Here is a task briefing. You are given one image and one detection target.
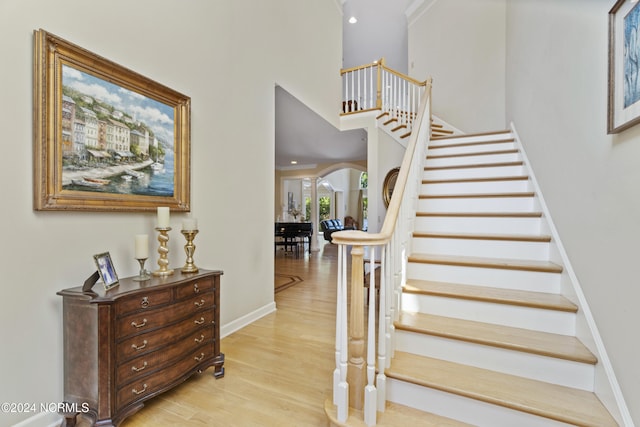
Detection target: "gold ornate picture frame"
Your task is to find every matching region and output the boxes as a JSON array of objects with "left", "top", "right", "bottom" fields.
[
  {"left": 33, "top": 29, "right": 191, "bottom": 211},
  {"left": 382, "top": 167, "right": 399, "bottom": 208}
]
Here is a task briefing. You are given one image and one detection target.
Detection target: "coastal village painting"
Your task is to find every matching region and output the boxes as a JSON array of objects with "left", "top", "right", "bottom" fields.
[{"left": 61, "top": 64, "right": 175, "bottom": 197}]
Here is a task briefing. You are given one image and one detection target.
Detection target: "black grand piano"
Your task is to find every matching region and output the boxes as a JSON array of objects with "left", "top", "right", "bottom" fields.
[{"left": 275, "top": 222, "right": 313, "bottom": 258}]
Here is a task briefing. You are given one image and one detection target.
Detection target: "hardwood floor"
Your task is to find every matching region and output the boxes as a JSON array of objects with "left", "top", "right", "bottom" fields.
[{"left": 117, "top": 241, "right": 339, "bottom": 427}]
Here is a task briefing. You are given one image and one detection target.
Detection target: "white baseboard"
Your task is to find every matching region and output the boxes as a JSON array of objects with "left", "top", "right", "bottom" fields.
[
  {"left": 11, "top": 412, "right": 62, "bottom": 427},
  {"left": 220, "top": 301, "right": 277, "bottom": 338}
]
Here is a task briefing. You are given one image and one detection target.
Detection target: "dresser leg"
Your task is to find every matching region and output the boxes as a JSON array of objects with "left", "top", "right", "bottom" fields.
[
  {"left": 213, "top": 352, "right": 225, "bottom": 378},
  {"left": 61, "top": 413, "right": 78, "bottom": 427}
]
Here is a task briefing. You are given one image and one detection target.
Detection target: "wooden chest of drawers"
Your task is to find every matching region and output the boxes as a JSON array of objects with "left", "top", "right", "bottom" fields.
[{"left": 57, "top": 270, "right": 224, "bottom": 427}]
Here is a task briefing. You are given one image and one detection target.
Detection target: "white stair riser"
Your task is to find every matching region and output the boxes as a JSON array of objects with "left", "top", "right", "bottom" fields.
[
  {"left": 401, "top": 292, "right": 576, "bottom": 335},
  {"left": 406, "top": 263, "right": 561, "bottom": 293},
  {"left": 411, "top": 236, "right": 550, "bottom": 261},
  {"left": 423, "top": 165, "right": 525, "bottom": 180},
  {"left": 421, "top": 179, "right": 531, "bottom": 195},
  {"left": 393, "top": 332, "right": 594, "bottom": 391},
  {"left": 414, "top": 216, "right": 542, "bottom": 235},
  {"left": 418, "top": 196, "right": 536, "bottom": 213},
  {"left": 425, "top": 152, "right": 521, "bottom": 168},
  {"left": 430, "top": 133, "right": 514, "bottom": 146},
  {"left": 386, "top": 379, "right": 575, "bottom": 427},
  {"left": 427, "top": 141, "right": 516, "bottom": 156}
]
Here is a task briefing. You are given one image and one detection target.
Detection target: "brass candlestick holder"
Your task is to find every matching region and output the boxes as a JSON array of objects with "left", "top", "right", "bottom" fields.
[
  {"left": 181, "top": 229, "right": 199, "bottom": 273},
  {"left": 133, "top": 258, "right": 151, "bottom": 281},
  {"left": 152, "top": 227, "right": 174, "bottom": 276}
]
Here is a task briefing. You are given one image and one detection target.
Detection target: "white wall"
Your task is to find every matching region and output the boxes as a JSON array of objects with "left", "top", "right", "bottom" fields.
[
  {"left": 407, "top": 0, "right": 507, "bottom": 132},
  {"left": 505, "top": 0, "right": 639, "bottom": 424},
  {"left": 0, "top": 0, "right": 342, "bottom": 425},
  {"left": 342, "top": 0, "right": 414, "bottom": 72}
]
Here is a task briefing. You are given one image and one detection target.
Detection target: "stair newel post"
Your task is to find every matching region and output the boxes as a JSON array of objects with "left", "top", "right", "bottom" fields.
[
  {"left": 348, "top": 244, "right": 366, "bottom": 410},
  {"left": 376, "top": 58, "right": 384, "bottom": 110}
]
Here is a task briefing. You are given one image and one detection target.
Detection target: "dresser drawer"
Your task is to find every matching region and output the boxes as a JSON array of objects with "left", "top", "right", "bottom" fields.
[
  {"left": 116, "top": 327, "right": 214, "bottom": 385},
  {"left": 116, "top": 344, "right": 214, "bottom": 410},
  {"left": 116, "top": 309, "right": 215, "bottom": 362},
  {"left": 116, "top": 291, "right": 214, "bottom": 339},
  {"left": 175, "top": 278, "right": 214, "bottom": 300},
  {"left": 115, "top": 288, "right": 172, "bottom": 317}
]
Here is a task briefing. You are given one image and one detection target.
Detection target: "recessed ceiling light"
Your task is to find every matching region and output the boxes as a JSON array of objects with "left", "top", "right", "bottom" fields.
[
  {"left": 348, "top": 16, "right": 357, "bottom": 24},
  {"left": 290, "top": 160, "right": 298, "bottom": 165}
]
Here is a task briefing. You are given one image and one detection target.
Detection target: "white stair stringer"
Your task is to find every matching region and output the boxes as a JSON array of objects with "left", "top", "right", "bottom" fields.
[{"left": 384, "top": 129, "right": 625, "bottom": 427}]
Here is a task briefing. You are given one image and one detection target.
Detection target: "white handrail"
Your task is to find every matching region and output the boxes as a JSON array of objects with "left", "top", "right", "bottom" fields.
[{"left": 331, "top": 76, "right": 432, "bottom": 425}]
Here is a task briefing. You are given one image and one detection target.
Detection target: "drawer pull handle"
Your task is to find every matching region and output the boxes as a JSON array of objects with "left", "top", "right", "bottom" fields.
[
  {"left": 131, "top": 340, "right": 148, "bottom": 351},
  {"left": 194, "top": 317, "right": 205, "bottom": 325},
  {"left": 194, "top": 353, "right": 205, "bottom": 362},
  {"left": 131, "top": 319, "right": 147, "bottom": 328},
  {"left": 193, "top": 283, "right": 200, "bottom": 293},
  {"left": 132, "top": 384, "right": 148, "bottom": 395},
  {"left": 132, "top": 361, "right": 148, "bottom": 372},
  {"left": 194, "top": 334, "right": 205, "bottom": 344},
  {"left": 140, "top": 297, "right": 149, "bottom": 308},
  {"left": 194, "top": 299, "right": 206, "bottom": 308}
]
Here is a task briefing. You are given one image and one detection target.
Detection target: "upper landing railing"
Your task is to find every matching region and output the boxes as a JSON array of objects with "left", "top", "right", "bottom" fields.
[{"left": 341, "top": 58, "right": 429, "bottom": 134}]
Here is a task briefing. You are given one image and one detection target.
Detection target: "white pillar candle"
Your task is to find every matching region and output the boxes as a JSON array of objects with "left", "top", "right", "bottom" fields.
[
  {"left": 135, "top": 234, "right": 149, "bottom": 259},
  {"left": 182, "top": 217, "right": 198, "bottom": 231},
  {"left": 157, "top": 207, "right": 170, "bottom": 228}
]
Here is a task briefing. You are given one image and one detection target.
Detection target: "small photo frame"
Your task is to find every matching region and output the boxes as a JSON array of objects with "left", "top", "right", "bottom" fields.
[{"left": 94, "top": 252, "right": 119, "bottom": 290}]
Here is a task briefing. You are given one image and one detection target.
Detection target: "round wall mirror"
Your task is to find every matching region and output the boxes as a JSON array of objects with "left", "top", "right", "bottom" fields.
[{"left": 382, "top": 167, "right": 400, "bottom": 208}]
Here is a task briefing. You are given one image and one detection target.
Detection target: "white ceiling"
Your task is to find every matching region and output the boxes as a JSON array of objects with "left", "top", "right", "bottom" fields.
[{"left": 274, "top": 0, "right": 417, "bottom": 170}]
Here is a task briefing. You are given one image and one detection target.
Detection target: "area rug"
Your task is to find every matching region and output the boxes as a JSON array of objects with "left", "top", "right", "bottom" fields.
[{"left": 275, "top": 273, "right": 304, "bottom": 293}]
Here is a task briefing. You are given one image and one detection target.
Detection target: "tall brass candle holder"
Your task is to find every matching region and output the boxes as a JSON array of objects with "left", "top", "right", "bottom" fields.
[
  {"left": 181, "top": 229, "right": 199, "bottom": 273},
  {"left": 152, "top": 227, "right": 174, "bottom": 276}
]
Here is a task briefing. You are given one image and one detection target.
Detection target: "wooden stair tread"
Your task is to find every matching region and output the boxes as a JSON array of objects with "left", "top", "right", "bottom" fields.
[
  {"left": 432, "top": 128, "right": 454, "bottom": 134},
  {"left": 396, "top": 311, "right": 595, "bottom": 364},
  {"left": 416, "top": 211, "right": 543, "bottom": 218},
  {"left": 404, "top": 279, "right": 577, "bottom": 312},
  {"left": 412, "top": 231, "right": 551, "bottom": 242},
  {"left": 427, "top": 148, "right": 519, "bottom": 160},
  {"left": 430, "top": 130, "right": 511, "bottom": 141},
  {"left": 387, "top": 352, "right": 617, "bottom": 427},
  {"left": 423, "top": 175, "right": 529, "bottom": 184},
  {"left": 408, "top": 253, "right": 563, "bottom": 273},
  {"left": 419, "top": 191, "right": 535, "bottom": 199},
  {"left": 391, "top": 124, "right": 407, "bottom": 132},
  {"left": 324, "top": 399, "right": 473, "bottom": 427},
  {"left": 429, "top": 137, "right": 515, "bottom": 149},
  {"left": 424, "top": 161, "right": 524, "bottom": 171}
]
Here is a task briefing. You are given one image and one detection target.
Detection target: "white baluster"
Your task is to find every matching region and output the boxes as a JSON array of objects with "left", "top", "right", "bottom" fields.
[
  {"left": 377, "top": 244, "right": 387, "bottom": 410},
  {"left": 364, "top": 247, "right": 377, "bottom": 426},
  {"left": 357, "top": 68, "right": 361, "bottom": 112},
  {"left": 369, "top": 65, "right": 374, "bottom": 109}
]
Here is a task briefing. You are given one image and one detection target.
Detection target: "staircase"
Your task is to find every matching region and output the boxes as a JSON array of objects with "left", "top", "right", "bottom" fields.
[{"left": 380, "top": 130, "right": 618, "bottom": 426}]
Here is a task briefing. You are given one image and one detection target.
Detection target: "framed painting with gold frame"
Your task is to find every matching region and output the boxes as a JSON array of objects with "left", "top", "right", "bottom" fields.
[{"left": 33, "top": 29, "right": 191, "bottom": 211}]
